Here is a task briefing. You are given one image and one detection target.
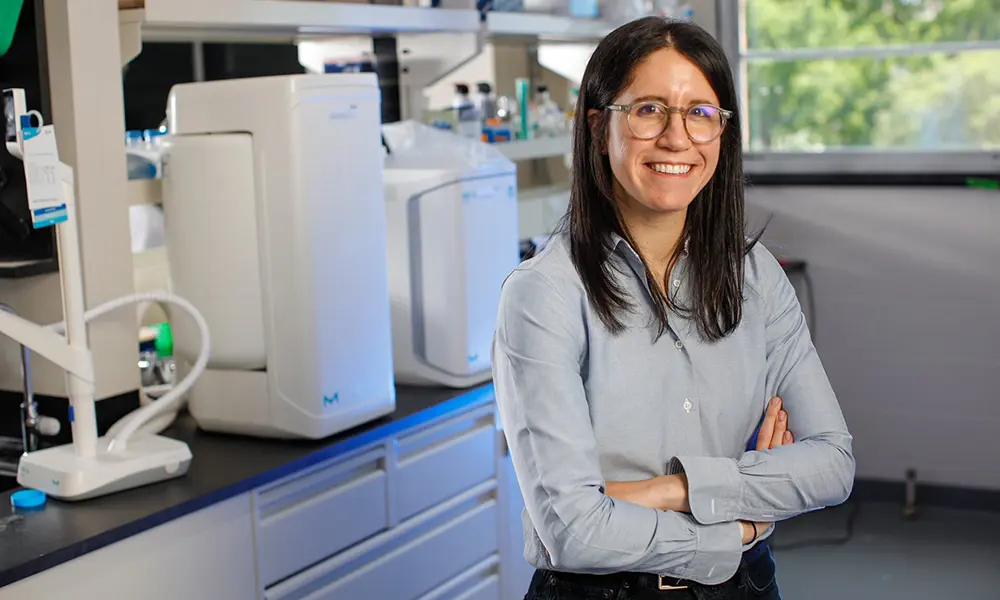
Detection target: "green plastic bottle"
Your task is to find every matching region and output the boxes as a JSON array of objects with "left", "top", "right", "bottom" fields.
[
  {"left": 0, "top": 0, "right": 24, "bottom": 58},
  {"left": 151, "top": 321, "right": 174, "bottom": 359}
]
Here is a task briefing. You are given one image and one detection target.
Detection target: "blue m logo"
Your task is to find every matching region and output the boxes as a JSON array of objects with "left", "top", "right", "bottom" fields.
[{"left": 323, "top": 393, "right": 339, "bottom": 407}]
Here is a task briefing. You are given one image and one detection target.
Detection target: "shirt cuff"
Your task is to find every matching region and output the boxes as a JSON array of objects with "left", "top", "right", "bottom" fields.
[
  {"left": 670, "top": 455, "right": 742, "bottom": 525},
  {"left": 680, "top": 520, "right": 743, "bottom": 585}
]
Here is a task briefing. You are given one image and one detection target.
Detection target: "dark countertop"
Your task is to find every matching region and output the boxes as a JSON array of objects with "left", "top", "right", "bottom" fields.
[{"left": 0, "top": 383, "right": 495, "bottom": 588}]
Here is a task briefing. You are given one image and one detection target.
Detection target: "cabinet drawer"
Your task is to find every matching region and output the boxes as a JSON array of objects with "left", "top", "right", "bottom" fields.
[
  {"left": 419, "top": 555, "right": 501, "bottom": 600},
  {"left": 456, "top": 576, "right": 501, "bottom": 600},
  {"left": 256, "top": 447, "right": 388, "bottom": 587},
  {"left": 266, "top": 482, "right": 499, "bottom": 600},
  {"left": 396, "top": 406, "right": 496, "bottom": 521},
  {"left": 314, "top": 500, "right": 497, "bottom": 600}
]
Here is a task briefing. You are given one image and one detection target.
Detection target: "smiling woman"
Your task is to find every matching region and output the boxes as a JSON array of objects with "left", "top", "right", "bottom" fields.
[
  {"left": 571, "top": 18, "right": 754, "bottom": 343},
  {"left": 492, "top": 15, "right": 854, "bottom": 600}
]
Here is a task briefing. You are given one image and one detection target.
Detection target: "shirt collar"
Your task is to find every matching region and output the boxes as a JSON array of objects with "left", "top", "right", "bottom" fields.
[
  {"left": 605, "top": 232, "right": 689, "bottom": 263},
  {"left": 605, "top": 233, "right": 689, "bottom": 300}
]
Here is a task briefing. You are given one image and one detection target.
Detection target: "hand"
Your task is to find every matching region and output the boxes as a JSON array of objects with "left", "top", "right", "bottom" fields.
[
  {"left": 739, "top": 520, "right": 772, "bottom": 545},
  {"left": 756, "top": 396, "right": 794, "bottom": 452},
  {"left": 605, "top": 473, "right": 690, "bottom": 513}
]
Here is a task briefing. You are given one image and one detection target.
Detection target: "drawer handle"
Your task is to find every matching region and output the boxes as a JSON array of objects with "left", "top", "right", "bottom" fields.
[
  {"left": 399, "top": 423, "right": 492, "bottom": 466},
  {"left": 258, "top": 448, "right": 385, "bottom": 518},
  {"left": 396, "top": 406, "right": 494, "bottom": 457},
  {"left": 259, "top": 469, "right": 386, "bottom": 526}
]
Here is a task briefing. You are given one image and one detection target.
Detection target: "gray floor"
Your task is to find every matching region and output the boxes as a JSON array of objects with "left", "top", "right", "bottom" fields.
[{"left": 770, "top": 502, "right": 1000, "bottom": 600}]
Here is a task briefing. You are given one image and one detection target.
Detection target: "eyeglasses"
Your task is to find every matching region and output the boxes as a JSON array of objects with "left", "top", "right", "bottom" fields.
[{"left": 606, "top": 101, "right": 732, "bottom": 143}]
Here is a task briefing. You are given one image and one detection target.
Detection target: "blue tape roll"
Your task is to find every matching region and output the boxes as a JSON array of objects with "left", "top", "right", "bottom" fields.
[{"left": 11, "top": 489, "right": 47, "bottom": 509}]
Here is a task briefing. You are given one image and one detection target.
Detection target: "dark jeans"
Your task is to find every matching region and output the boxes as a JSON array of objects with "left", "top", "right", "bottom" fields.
[{"left": 524, "top": 545, "right": 780, "bottom": 600}]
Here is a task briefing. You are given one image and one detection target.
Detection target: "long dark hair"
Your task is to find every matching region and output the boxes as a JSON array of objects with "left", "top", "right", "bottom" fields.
[{"left": 566, "top": 16, "right": 757, "bottom": 342}]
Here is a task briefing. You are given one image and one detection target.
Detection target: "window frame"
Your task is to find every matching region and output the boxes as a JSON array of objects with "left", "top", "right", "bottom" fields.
[{"left": 716, "top": 0, "right": 1000, "bottom": 180}]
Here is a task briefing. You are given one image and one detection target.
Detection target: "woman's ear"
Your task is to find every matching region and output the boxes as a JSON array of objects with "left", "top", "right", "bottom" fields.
[{"left": 587, "top": 109, "right": 607, "bottom": 154}]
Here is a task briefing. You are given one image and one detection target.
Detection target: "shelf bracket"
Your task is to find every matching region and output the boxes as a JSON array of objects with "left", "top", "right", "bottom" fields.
[
  {"left": 397, "top": 30, "right": 485, "bottom": 122},
  {"left": 119, "top": 9, "right": 144, "bottom": 67}
]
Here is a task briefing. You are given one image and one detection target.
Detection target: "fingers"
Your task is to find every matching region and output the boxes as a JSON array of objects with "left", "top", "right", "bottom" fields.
[
  {"left": 770, "top": 406, "right": 788, "bottom": 449},
  {"left": 756, "top": 397, "right": 795, "bottom": 451},
  {"left": 756, "top": 396, "right": 781, "bottom": 452}
]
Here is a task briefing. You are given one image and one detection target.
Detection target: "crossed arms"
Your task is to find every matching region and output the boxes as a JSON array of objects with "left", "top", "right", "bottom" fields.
[{"left": 605, "top": 395, "right": 797, "bottom": 544}]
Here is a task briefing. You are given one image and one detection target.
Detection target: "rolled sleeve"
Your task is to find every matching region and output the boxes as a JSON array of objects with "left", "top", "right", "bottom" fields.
[
  {"left": 494, "top": 267, "right": 744, "bottom": 583},
  {"left": 668, "top": 456, "right": 742, "bottom": 525},
  {"left": 671, "top": 247, "right": 856, "bottom": 524},
  {"left": 682, "top": 520, "right": 744, "bottom": 583}
]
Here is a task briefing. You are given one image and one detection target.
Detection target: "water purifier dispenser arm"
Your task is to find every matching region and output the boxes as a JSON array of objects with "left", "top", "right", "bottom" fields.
[
  {"left": 0, "top": 163, "right": 100, "bottom": 458},
  {"left": 4, "top": 89, "right": 203, "bottom": 500},
  {"left": 46, "top": 290, "right": 212, "bottom": 450}
]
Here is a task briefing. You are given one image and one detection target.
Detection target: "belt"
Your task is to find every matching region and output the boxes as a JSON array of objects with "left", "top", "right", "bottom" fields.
[
  {"left": 651, "top": 540, "right": 770, "bottom": 591},
  {"left": 545, "top": 540, "right": 769, "bottom": 594}
]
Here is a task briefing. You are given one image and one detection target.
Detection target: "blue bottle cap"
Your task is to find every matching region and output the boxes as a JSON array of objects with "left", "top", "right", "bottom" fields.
[{"left": 11, "top": 489, "right": 47, "bottom": 509}]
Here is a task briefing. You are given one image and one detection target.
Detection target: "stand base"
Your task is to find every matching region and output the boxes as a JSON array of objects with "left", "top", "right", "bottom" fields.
[{"left": 17, "top": 434, "right": 192, "bottom": 501}]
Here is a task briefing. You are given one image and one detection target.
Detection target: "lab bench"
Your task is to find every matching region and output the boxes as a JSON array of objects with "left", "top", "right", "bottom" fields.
[{"left": 0, "top": 383, "right": 534, "bottom": 600}]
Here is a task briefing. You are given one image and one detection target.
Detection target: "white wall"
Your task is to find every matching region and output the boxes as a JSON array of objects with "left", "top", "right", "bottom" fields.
[
  {"left": 515, "top": 185, "right": 1000, "bottom": 491},
  {"left": 747, "top": 185, "right": 1000, "bottom": 491}
]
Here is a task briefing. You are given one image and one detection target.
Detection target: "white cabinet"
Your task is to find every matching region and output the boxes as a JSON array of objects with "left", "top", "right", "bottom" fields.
[
  {"left": 265, "top": 483, "right": 499, "bottom": 600},
  {"left": 1, "top": 393, "right": 527, "bottom": 600},
  {"left": 0, "top": 494, "right": 258, "bottom": 600},
  {"left": 256, "top": 400, "right": 507, "bottom": 600}
]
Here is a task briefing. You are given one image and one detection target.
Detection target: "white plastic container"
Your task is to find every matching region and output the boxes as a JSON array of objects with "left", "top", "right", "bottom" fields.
[{"left": 382, "top": 121, "right": 520, "bottom": 388}]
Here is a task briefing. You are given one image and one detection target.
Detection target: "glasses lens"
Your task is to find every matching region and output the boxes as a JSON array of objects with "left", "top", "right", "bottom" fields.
[
  {"left": 627, "top": 101, "right": 668, "bottom": 139},
  {"left": 685, "top": 104, "right": 724, "bottom": 142}
]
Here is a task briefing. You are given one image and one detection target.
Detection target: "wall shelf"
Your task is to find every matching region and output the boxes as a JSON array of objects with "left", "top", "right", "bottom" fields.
[
  {"left": 122, "top": 0, "right": 482, "bottom": 42},
  {"left": 496, "top": 136, "right": 571, "bottom": 161},
  {"left": 485, "top": 11, "right": 615, "bottom": 40},
  {"left": 0, "top": 257, "right": 60, "bottom": 279},
  {"left": 120, "top": 1, "right": 617, "bottom": 43}
]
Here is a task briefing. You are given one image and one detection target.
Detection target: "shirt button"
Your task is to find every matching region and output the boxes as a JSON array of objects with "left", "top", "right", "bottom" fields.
[
  {"left": 674, "top": 340, "right": 684, "bottom": 350},
  {"left": 673, "top": 279, "right": 681, "bottom": 287},
  {"left": 683, "top": 399, "right": 693, "bottom": 412}
]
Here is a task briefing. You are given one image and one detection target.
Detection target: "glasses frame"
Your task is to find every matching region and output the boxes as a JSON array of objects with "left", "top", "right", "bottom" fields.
[{"left": 606, "top": 101, "right": 733, "bottom": 143}]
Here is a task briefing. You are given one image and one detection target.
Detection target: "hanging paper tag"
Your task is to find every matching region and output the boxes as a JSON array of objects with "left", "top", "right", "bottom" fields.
[{"left": 21, "top": 117, "right": 67, "bottom": 229}]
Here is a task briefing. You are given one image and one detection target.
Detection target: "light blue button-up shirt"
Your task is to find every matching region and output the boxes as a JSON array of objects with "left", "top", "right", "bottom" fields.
[{"left": 492, "top": 231, "right": 855, "bottom": 585}]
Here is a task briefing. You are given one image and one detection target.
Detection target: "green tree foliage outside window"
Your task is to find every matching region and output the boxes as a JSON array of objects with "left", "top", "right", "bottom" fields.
[{"left": 743, "top": 0, "right": 1000, "bottom": 152}]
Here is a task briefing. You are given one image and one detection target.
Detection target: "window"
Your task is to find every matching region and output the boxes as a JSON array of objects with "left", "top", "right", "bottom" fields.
[{"left": 723, "top": 0, "right": 1000, "bottom": 175}]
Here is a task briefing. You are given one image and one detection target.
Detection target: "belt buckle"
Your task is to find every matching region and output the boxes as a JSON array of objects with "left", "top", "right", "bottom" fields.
[{"left": 657, "top": 575, "right": 689, "bottom": 591}]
